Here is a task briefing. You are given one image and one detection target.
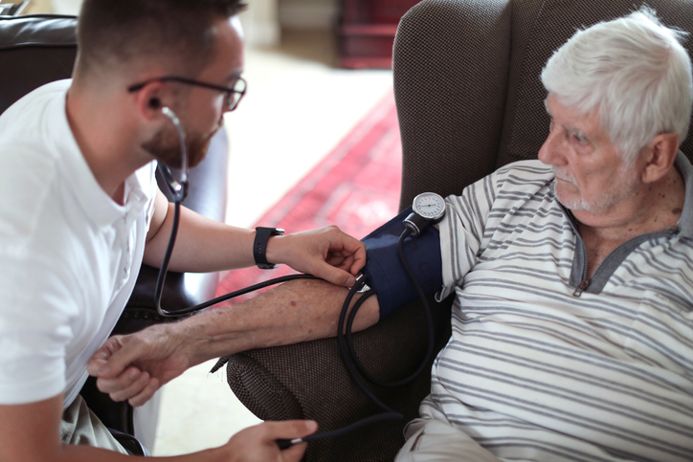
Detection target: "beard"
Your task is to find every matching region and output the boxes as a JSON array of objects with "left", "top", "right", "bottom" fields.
[
  {"left": 552, "top": 166, "right": 640, "bottom": 214},
  {"left": 142, "top": 123, "right": 221, "bottom": 169}
]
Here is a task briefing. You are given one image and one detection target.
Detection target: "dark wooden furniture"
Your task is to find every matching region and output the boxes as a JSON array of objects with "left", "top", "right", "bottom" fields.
[{"left": 338, "top": 0, "right": 420, "bottom": 69}]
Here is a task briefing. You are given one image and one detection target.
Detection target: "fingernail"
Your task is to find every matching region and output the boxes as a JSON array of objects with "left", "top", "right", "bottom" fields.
[{"left": 90, "top": 363, "right": 104, "bottom": 375}]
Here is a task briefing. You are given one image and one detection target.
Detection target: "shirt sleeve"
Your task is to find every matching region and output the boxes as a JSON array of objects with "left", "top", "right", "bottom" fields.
[
  {"left": 134, "top": 161, "right": 158, "bottom": 227},
  {"left": 436, "top": 166, "right": 512, "bottom": 300},
  {"left": 0, "top": 145, "right": 78, "bottom": 405},
  {"left": 0, "top": 244, "right": 78, "bottom": 404}
]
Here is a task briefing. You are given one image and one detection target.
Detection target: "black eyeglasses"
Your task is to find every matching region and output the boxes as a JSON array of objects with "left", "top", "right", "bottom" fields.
[{"left": 127, "top": 75, "right": 247, "bottom": 112}]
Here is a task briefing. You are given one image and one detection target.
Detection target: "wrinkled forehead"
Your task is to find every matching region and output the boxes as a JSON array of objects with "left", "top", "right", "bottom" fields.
[{"left": 544, "top": 93, "right": 600, "bottom": 127}]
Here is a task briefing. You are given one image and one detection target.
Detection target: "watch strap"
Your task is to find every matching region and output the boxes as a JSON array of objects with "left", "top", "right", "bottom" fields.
[{"left": 253, "top": 227, "right": 284, "bottom": 269}]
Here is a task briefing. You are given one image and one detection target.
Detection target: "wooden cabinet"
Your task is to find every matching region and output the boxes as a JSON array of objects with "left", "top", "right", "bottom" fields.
[{"left": 338, "top": 0, "right": 421, "bottom": 68}]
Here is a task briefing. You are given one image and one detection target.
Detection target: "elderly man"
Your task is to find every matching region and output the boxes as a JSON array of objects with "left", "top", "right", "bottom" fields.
[
  {"left": 89, "top": 7, "right": 692, "bottom": 462},
  {"left": 393, "top": 8, "right": 693, "bottom": 461}
]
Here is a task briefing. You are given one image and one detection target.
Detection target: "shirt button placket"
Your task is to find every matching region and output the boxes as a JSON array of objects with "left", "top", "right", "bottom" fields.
[{"left": 121, "top": 213, "right": 132, "bottom": 281}]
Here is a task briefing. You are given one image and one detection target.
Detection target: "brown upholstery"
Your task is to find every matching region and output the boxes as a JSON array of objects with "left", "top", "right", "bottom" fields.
[{"left": 224, "top": 1, "right": 693, "bottom": 460}]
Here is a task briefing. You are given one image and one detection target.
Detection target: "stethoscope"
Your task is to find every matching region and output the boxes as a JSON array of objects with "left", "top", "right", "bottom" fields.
[
  {"left": 155, "top": 107, "right": 438, "bottom": 450},
  {"left": 154, "top": 106, "right": 313, "bottom": 318}
]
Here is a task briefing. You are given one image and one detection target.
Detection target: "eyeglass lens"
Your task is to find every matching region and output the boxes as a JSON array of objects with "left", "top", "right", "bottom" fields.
[{"left": 225, "top": 78, "right": 246, "bottom": 111}]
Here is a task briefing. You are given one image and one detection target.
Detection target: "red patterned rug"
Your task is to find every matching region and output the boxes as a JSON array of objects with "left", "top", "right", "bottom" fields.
[{"left": 216, "top": 90, "right": 401, "bottom": 298}]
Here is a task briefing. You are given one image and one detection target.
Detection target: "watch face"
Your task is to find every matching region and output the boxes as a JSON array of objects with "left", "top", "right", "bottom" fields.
[{"left": 412, "top": 192, "right": 445, "bottom": 220}]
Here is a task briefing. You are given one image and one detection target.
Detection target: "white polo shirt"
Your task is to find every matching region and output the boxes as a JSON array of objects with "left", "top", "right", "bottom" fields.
[{"left": 0, "top": 80, "right": 157, "bottom": 408}]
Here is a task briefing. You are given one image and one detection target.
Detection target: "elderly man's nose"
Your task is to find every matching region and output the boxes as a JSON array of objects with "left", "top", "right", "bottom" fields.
[{"left": 538, "top": 129, "right": 563, "bottom": 165}]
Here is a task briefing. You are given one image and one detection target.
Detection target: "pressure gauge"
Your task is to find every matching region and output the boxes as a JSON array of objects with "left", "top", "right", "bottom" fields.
[
  {"left": 404, "top": 192, "right": 446, "bottom": 236},
  {"left": 412, "top": 192, "right": 446, "bottom": 221}
]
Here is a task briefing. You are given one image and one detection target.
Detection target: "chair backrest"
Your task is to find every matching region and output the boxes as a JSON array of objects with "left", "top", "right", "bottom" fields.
[
  {"left": 394, "top": 0, "right": 693, "bottom": 210},
  {"left": 0, "top": 14, "right": 77, "bottom": 114}
]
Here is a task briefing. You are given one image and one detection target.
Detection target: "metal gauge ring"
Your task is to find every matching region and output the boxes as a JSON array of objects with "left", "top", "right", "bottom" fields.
[{"left": 412, "top": 192, "right": 446, "bottom": 221}]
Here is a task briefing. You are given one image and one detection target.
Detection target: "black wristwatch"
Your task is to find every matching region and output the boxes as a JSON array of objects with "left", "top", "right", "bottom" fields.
[{"left": 253, "top": 227, "right": 284, "bottom": 269}]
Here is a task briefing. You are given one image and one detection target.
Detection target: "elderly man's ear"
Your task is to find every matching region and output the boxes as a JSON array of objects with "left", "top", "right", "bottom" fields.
[{"left": 640, "top": 132, "right": 679, "bottom": 183}]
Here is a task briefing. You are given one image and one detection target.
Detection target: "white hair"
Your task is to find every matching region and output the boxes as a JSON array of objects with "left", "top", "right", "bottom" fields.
[{"left": 541, "top": 8, "right": 693, "bottom": 163}]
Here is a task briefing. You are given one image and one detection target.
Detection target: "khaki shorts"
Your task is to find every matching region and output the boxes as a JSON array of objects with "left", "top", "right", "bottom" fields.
[
  {"left": 395, "top": 418, "right": 500, "bottom": 462},
  {"left": 61, "top": 395, "right": 128, "bottom": 454}
]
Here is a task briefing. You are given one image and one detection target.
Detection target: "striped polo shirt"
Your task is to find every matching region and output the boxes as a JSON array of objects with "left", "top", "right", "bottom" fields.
[{"left": 424, "top": 154, "right": 693, "bottom": 461}]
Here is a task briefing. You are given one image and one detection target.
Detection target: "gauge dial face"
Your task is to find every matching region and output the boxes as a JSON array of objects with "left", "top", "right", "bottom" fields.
[{"left": 412, "top": 192, "right": 446, "bottom": 220}]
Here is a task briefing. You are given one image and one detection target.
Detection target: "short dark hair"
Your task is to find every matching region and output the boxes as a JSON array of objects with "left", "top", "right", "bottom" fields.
[{"left": 76, "top": 0, "right": 246, "bottom": 77}]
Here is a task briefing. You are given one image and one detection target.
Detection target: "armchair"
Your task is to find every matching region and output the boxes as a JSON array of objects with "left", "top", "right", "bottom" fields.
[
  {"left": 0, "top": 13, "right": 229, "bottom": 452},
  {"left": 223, "top": 0, "right": 693, "bottom": 461}
]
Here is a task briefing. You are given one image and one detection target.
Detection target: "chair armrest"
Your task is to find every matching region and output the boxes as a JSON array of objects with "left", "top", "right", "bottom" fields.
[
  {"left": 0, "top": 15, "right": 77, "bottom": 114},
  {"left": 224, "top": 295, "right": 452, "bottom": 462}
]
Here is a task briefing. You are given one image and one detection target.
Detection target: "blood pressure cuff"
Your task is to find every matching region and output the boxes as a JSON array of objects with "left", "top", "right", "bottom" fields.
[{"left": 361, "top": 208, "right": 442, "bottom": 319}]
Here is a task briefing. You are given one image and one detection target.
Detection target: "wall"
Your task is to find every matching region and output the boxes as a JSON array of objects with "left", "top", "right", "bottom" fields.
[
  {"left": 25, "top": 0, "right": 339, "bottom": 45},
  {"left": 51, "top": 0, "right": 81, "bottom": 14},
  {"left": 239, "top": 0, "right": 280, "bottom": 46},
  {"left": 279, "top": 0, "right": 339, "bottom": 30},
  {"left": 25, "top": 0, "right": 81, "bottom": 14},
  {"left": 25, "top": 0, "right": 52, "bottom": 13}
]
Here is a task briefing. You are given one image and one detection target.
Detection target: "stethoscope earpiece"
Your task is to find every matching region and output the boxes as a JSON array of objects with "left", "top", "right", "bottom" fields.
[
  {"left": 149, "top": 98, "right": 162, "bottom": 110},
  {"left": 158, "top": 106, "right": 189, "bottom": 200}
]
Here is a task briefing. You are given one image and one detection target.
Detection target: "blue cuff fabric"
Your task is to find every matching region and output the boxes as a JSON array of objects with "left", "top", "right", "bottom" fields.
[{"left": 362, "top": 208, "right": 443, "bottom": 319}]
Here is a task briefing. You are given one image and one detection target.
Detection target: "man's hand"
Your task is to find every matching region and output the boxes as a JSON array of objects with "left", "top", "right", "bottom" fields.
[
  {"left": 87, "top": 323, "right": 191, "bottom": 406},
  {"left": 221, "top": 420, "right": 317, "bottom": 462},
  {"left": 268, "top": 226, "right": 366, "bottom": 287}
]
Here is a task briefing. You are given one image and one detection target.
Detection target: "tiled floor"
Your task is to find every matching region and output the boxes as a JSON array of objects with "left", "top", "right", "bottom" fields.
[{"left": 151, "top": 30, "right": 392, "bottom": 455}]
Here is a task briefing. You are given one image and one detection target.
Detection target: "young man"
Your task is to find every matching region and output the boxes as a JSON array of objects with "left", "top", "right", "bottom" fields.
[
  {"left": 0, "top": 1, "right": 367, "bottom": 460},
  {"left": 90, "top": 8, "right": 693, "bottom": 461}
]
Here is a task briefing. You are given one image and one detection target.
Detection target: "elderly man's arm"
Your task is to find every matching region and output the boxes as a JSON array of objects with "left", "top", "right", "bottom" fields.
[{"left": 88, "top": 279, "right": 379, "bottom": 405}]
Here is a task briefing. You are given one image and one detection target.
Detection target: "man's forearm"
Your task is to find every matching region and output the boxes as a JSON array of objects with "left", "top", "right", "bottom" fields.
[
  {"left": 144, "top": 203, "right": 257, "bottom": 272},
  {"left": 177, "top": 279, "right": 380, "bottom": 366}
]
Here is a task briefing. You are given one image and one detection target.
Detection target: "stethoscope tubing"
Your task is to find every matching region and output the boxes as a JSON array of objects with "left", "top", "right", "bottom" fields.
[{"left": 153, "top": 109, "right": 437, "bottom": 450}]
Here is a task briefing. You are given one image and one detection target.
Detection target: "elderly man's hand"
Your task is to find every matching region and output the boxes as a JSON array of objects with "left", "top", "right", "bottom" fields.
[
  {"left": 267, "top": 226, "right": 366, "bottom": 287},
  {"left": 87, "top": 323, "right": 190, "bottom": 406}
]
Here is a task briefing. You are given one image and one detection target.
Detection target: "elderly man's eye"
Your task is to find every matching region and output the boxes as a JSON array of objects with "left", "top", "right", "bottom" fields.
[{"left": 569, "top": 130, "right": 589, "bottom": 145}]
